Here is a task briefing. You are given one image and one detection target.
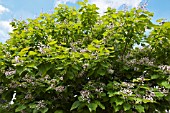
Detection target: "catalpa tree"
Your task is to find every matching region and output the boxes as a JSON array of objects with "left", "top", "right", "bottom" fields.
[{"left": 0, "top": 0, "right": 170, "bottom": 113}]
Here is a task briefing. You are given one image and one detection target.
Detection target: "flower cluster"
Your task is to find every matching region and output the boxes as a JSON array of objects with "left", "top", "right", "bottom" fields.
[
  {"left": 0, "top": 87, "right": 3, "bottom": 94},
  {"left": 9, "top": 81, "right": 18, "bottom": 88},
  {"left": 69, "top": 41, "right": 83, "bottom": 51},
  {"left": 14, "top": 56, "right": 24, "bottom": 64},
  {"left": 80, "top": 49, "right": 89, "bottom": 53},
  {"left": 78, "top": 63, "right": 89, "bottom": 77},
  {"left": 127, "top": 57, "right": 154, "bottom": 66},
  {"left": 154, "top": 86, "right": 169, "bottom": 96},
  {"left": 25, "top": 93, "right": 33, "bottom": 99},
  {"left": 107, "top": 69, "right": 114, "bottom": 74},
  {"left": 22, "top": 74, "right": 36, "bottom": 86},
  {"left": 138, "top": 0, "right": 149, "bottom": 10},
  {"left": 159, "top": 65, "right": 170, "bottom": 70},
  {"left": 158, "top": 65, "right": 170, "bottom": 75},
  {"left": 4, "top": 51, "right": 11, "bottom": 58},
  {"left": 15, "top": 56, "right": 20, "bottom": 63},
  {"left": 37, "top": 43, "right": 49, "bottom": 54},
  {"left": 5, "top": 68, "right": 16, "bottom": 76},
  {"left": 36, "top": 100, "right": 46, "bottom": 110},
  {"left": 120, "top": 88, "right": 133, "bottom": 96},
  {"left": 143, "top": 90, "right": 155, "bottom": 101},
  {"left": 80, "top": 90, "right": 91, "bottom": 102},
  {"left": 95, "top": 87, "right": 104, "bottom": 93},
  {"left": 55, "top": 86, "right": 65, "bottom": 92},
  {"left": 121, "top": 82, "right": 135, "bottom": 88},
  {"left": 83, "top": 63, "right": 89, "bottom": 69}
]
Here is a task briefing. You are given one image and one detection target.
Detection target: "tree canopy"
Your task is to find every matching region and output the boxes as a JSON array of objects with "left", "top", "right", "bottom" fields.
[{"left": 0, "top": 0, "right": 170, "bottom": 113}]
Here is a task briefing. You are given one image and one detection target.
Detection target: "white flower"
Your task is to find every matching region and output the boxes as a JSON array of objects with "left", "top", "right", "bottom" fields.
[
  {"left": 5, "top": 70, "right": 16, "bottom": 76},
  {"left": 55, "top": 86, "right": 65, "bottom": 92},
  {"left": 36, "top": 100, "right": 46, "bottom": 109},
  {"left": 83, "top": 63, "right": 89, "bottom": 69},
  {"left": 80, "top": 90, "right": 90, "bottom": 101},
  {"left": 120, "top": 88, "right": 133, "bottom": 96},
  {"left": 15, "top": 56, "right": 20, "bottom": 63},
  {"left": 60, "top": 77, "right": 63, "bottom": 81},
  {"left": 108, "top": 69, "right": 114, "bottom": 74}
]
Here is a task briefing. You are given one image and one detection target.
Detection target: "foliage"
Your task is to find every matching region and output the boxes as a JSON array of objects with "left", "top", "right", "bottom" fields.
[{"left": 0, "top": 0, "right": 170, "bottom": 112}]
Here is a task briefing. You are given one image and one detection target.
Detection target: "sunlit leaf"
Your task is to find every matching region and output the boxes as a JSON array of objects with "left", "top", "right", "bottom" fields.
[
  {"left": 15, "top": 105, "right": 27, "bottom": 112},
  {"left": 87, "top": 103, "right": 98, "bottom": 112},
  {"left": 70, "top": 101, "right": 81, "bottom": 111}
]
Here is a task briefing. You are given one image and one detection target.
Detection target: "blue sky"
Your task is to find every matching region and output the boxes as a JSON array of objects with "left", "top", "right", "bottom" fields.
[{"left": 0, "top": 0, "right": 170, "bottom": 43}]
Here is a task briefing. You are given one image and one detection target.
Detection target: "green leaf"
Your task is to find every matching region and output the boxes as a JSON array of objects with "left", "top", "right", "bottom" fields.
[
  {"left": 33, "top": 109, "right": 38, "bottom": 113},
  {"left": 29, "top": 103, "right": 37, "bottom": 108},
  {"left": 19, "top": 51, "right": 28, "bottom": 56},
  {"left": 143, "top": 99, "right": 153, "bottom": 103},
  {"left": 54, "top": 110, "right": 63, "bottom": 113},
  {"left": 83, "top": 53, "right": 90, "bottom": 59},
  {"left": 115, "top": 98, "right": 124, "bottom": 106},
  {"left": 48, "top": 41, "right": 57, "bottom": 45},
  {"left": 77, "top": 1, "right": 85, "bottom": 6},
  {"left": 165, "top": 94, "right": 170, "bottom": 101},
  {"left": 88, "top": 45, "right": 97, "bottom": 51},
  {"left": 10, "top": 47, "right": 17, "bottom": 51},
  {"left": 155, "top": 92, "right": 164, "bottom": 97},
  {"left": 156, "top": 19, "right": 164, "bottom": 23},
  {"left": 111, "top": 14, "right": 118, "bottom": 18},
  {"left": 16, "top": 66, "right": 25, "bottom": 76},
  {"left": 37, "top": 63, "right": 51, "bottom": 76},
  {"left": 110, "top": 97, "right": 124, "bottom": 106},
  {"left": 56, "top": 67, "right": 64, "bottom": 70},
  {"left": 161, "top": 81, "right": 170, "bottom": 88},
  {"left": 26, "top": 62, "right": 38, "bottom": 69},
  {"left": 28, "top": 51, "right": 37, "bottom": 56},
  {"left": 67, "top": 71, "right": 75, "bottom": 80},
  {"left": 108, "top": 91, "right": 119, "bottom": 97},
  {"left": 84, "top": 0, "right": 88, "bottom": 3},
  {"left": 72, "top": 65, "right": 79, "bottom": 70},
  {"left": 40, "top": 108, "right": 48, "bottom": 113},
  {"left": 123, "top": 103, "right": 131, "bottom": 111},
  {"left": 95, "top": 100, "right": 105, "bottom": 110},
  {"left": 87, "top": 103, "right": 98, "bottom": 112},
  {"left": 72, "top": 11, "right": 77, "bottom": 15},
  {"left": 21, "top": 47, "right": 30, "bottom": 52},
  {"left": 110, "top": 97, "right": 116, "bottom": 104},
  {"left": 92, "top": 39, "right": 101, "bottom": 44},
  {"left": 101, "top": 62, "right": 109, "bottom": 68},
  {"left": 46, "top": 86, "right": 52, "bottom": 91},
  {"left": 135, "top": 98, "right": 143, "bottom": 104},
  {"left": 15, "top": 105, "right": 27, "bottom": 112},
  {"left": 114, "top": 105, "right": 121, "bottom": 112},
  {"left": 139, "top": 86, "right": 150, "bottom": 90},
  {"left": 132, "top": 78, "right": 140, "bottom": 82},
  {"left": 70, "top": 101, "right": 81, "bottom": 111},
  {"left": 135, "top": 105, "right": 145, "bottom": 113},
  {"left": 151, "top": 75, "right": 160, "bottom": 79},
  {"left": 97, "top": 68, "right": 106, "bottom": 76}
]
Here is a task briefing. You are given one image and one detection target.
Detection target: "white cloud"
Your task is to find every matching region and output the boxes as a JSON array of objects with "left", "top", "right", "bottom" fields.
[
  {"left": 54, "top": 0, "right": 143, "bottom": 14},
  {"left": 89, "top": 0, "right": 142, "bottom": 14},
  {"left": 0, "top": 21, "right": 12, "bottom": 43},
  {"left": 55, "top": 0, "right": 77, "bottom": 6},
  {"left": 0, "top": 4, "right": 11, "bottom": 42},
  {"left": 0, "top": 5, "right": 9, "bottom": 14},
  {"left": 0, "top": 21, "right": 12, "bottom": 31}
]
